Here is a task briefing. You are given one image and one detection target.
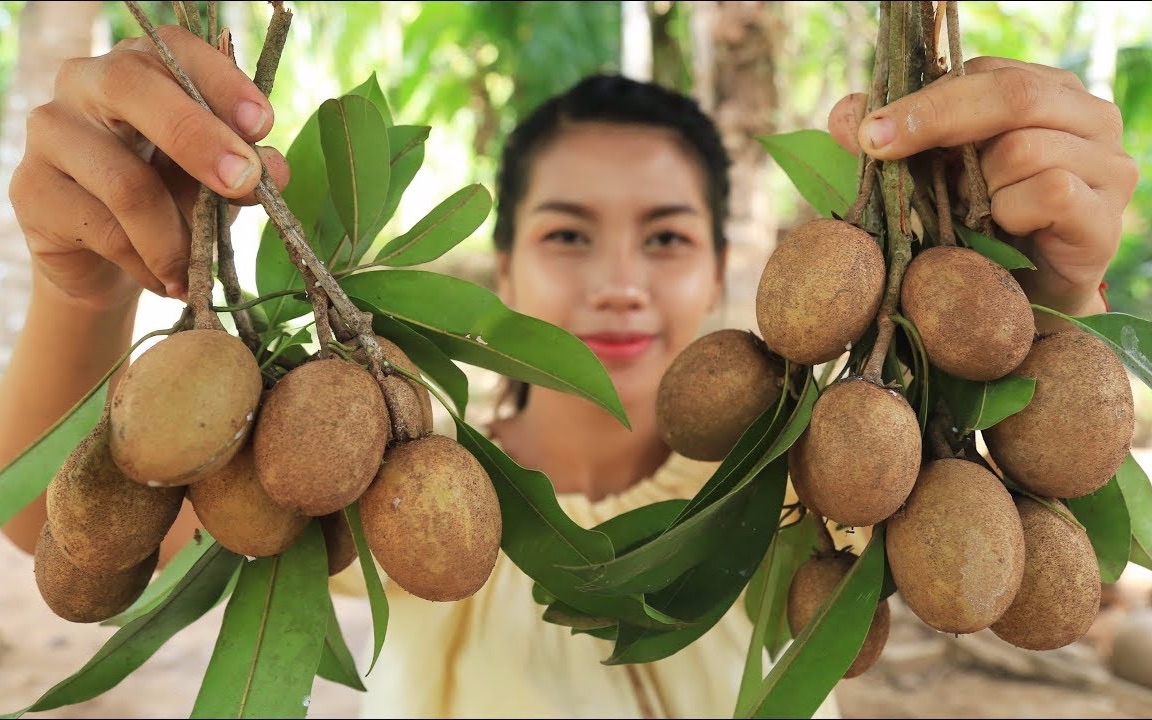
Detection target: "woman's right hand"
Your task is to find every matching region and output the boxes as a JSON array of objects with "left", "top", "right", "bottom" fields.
[{"left": 8, "top": 25, "right": 290, "bottom": 312}]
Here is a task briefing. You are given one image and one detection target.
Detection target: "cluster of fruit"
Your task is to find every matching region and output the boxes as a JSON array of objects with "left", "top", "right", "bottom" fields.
[
  {"left": 656, "top": 216, "right": 1135, "bottom": 675},
  {"left": 35, "top": 328, "right": 504, "bottom": 622}
]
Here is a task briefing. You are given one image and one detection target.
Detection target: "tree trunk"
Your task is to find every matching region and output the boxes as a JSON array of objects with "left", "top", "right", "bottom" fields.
[
  {"left": 691, "top": 1, "right": 785, "bottom": 334},
  {"left": 0, "top": 1, "right": 102, "bottom": 372}
]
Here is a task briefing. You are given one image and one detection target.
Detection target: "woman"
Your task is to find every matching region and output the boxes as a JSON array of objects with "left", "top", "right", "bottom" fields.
[{"left": 0, "top": 24, "right": 1136, "bottom": 718}]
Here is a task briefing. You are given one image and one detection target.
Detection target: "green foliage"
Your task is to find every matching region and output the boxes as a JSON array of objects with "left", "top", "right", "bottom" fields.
[{"left": 1067, "top": 477, "right": 1132, "bottom": 583}]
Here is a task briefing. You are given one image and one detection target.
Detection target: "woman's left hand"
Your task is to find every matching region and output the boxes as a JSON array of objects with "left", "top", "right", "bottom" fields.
[{"left": 828, "top": 56, "right": 1139, "bottom": 319}]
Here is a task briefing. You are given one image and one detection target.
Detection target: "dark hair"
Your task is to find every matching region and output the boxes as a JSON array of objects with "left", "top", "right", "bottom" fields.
[
  {"left": 491, "top": 74, "right": 732, "bottom": 418},
  {"left": 493, "top": 73, "right": 731, "bottom": 255}
]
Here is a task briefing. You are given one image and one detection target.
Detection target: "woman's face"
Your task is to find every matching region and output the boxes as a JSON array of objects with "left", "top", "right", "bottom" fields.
[{"left": 496, "top": 122, "right": 725, "bottom": 408}]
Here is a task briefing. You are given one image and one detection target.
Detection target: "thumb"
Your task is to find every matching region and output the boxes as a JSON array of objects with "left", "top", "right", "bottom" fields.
[{"left": 828, "top": 93, "right": 869, "bottom": 155}]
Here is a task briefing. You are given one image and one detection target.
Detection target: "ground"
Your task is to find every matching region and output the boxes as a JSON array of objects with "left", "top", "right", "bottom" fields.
[{"left": 2, "top": 457, "right": 1150, "bottom": 718}]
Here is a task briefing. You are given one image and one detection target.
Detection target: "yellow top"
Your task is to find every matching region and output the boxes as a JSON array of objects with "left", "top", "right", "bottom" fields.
[{"left": 332, "top": 449, "right": 842, "bottom": 719}]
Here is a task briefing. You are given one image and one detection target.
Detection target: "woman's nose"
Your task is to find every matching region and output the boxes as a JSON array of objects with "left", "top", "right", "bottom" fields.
[{"left": 588, "top": 247, "right": 651, "bottom": 311}]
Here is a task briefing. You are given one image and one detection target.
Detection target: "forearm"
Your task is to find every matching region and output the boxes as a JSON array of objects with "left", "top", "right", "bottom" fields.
[{"left": 0, "top": 274, "right": 140, "bottom": 552}]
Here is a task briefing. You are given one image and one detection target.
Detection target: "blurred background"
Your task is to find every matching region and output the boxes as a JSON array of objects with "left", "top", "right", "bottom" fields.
[{"left": 1, "top": 2, "right": 1151, "bottom": 717}]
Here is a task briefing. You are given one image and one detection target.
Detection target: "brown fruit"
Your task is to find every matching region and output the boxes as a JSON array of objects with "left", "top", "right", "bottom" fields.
[
  {"left": 320, "top": 511, "right": 359, "bottom": 576},
  {"left": 801, "top": 378, "right": 921, "bottom": 527},
  {"left": 787, "top": 552, "right": 890, "bottom": 678},
  {"left": 984, "top": 330, "right": 1134, "bottom": 498},
  {"left": 886, "top": 458, "right": 1026, "bottom": 634},
  {"left": 188, "top": 443, "right": 310, "bottom": 557},
  {"left": 990, "top": 496, "right": 1101, "bottom": 650},
  {"left": 900, "top": 246, "right": 1035, "bottom": 381},
  {"left": 360, "top": 434, "right": 502, "bottom": 602},
  {"left": 254, "top": 358, "right": 390, "bottom": 517},
  {"left": 787, "top": 429, "right": 824, "bottom": 516},
  {"left": 656, "top": 329, "right": 785, "bottom": 461},
  {"left": 46, "top": 415, "right": 184, "bottom": 573},
  {"left": 755, "top": 218, "right": 885, "bottom": 365},
  {"left": 110, "top": 329, "right": 262, "bottom": 486},
  {"left": 34, "top": 524, "right": 158, "bottom": 623},
  {"left": 353, "top": 336, "right": 435, "bottom": 444}
]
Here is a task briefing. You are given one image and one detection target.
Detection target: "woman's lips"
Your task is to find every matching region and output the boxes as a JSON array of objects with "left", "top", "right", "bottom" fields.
[{"left": 580, "top": 333, "right": 656, "bottom": 363}]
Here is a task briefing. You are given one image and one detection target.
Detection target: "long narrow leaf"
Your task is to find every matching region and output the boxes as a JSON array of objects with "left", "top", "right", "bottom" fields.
[
  {"left": 375, "top": 184, "right": 492, "bottom": 266},
  {"left": 758, "top": 130, "right": 858, "bottom": 218},
  {"left": 344, "top": 502, "right": 390, "bottom": 674},
  {"left": 318, "top": 95, "right": 391, "bottom": 254},
  {"left": 103, "top": 530, "right": 219, "bottom": 627},
  {"left": 1116, "top": 453, "right": 1152, "bottom": 557},
  {"left": 190, "top": 524, "right": 329, "bottom": 718},
  {"left": 932, "top": 370, "right": 1036, "bottom": 434},
  {"left": 372, "top": 314, "right": 469, "bottom": 416},
  {"left": 1067, "top": 476, "right": 1132, "bottom": 583},
  {"left": 2, "top": 543, "right": 242, "bottom": 718},
  {"left": 315, "top": 593, "right": 367, "bottom": 692},
  {"left": 374, "top": 125, "right": 431, "bottom": 242}
]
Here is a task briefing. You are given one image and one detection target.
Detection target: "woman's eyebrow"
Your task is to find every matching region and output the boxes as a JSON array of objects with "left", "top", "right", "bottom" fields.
[{"left": 530, "top": 200, "right": 699, "bottom": 221}]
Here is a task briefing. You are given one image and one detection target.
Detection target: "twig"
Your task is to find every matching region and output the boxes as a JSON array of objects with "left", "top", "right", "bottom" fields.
[
  {"left": 124, "top": 0, "right": 393, "bottom": 389},
  {"left": 254, "top": 2, "right": 292, "bottom": 97},
  {"left": 944, "top": 1, "right": 994, "bottom": 236},
  {"left": 861, "top": 2, "right": 892, "bottom": 239},
  {"left": 813, "top": 516, "right": 837, "bottom": 554},
  {"left": 863, "top": 1, "right": 922, "bottom": 385},
  {"left": 207, "top": 0, "right": 217, "bottom": 43},
  {"left": 844, "top": 158, "right": 878, "bottom": 226},
  {"left": 215, "top": 195, "right": 260, "bottom": 351},
  {"left": 931, "top": 151, "right": 956, "bottom": 245},
  {"left": 927, "top": 407, "right": 957, "bottom": 459},
  {"left": 189, "top": 186, "right": 224, "bottom": 331}
]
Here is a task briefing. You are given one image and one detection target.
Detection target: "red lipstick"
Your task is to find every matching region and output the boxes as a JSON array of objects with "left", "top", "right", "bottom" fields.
[{"left": 579, "top": 333, "right": 655, "bottom": 363}]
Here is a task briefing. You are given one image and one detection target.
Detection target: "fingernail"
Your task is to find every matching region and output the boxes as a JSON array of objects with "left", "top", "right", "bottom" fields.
[
  {"left": 235, "top": 101, "right": 268, "bottom": 137},
  {"left": 218, "top": 152, "right": 256, "bottom": 191},
  {"left": 864, "top": 116, "right": 896, "bottom": 149}
]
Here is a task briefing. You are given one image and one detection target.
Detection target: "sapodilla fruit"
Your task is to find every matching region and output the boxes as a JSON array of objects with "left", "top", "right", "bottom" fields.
[
  {"left": 46, "top": 415, "right": 184, "bottom": 573},
  {"left": 656, "top": 329, "right": 785, "bottom": 461},
  {"left": 886, "top": 458, "right": 1026, "bottom": 634},
  {"left": 900, "top": 246, "right": 1035, "bottom": 381},
  {"left": 110, "top": 329, "right": 262, "bottom": 486},
  {"left": 800, "top": 378, "right": 920, "bottom": 527},
  {"left": 983, "top": 330, "right": 1134, "bottom": 498},
  {"left": 990, "top": 496, "right": 1101, "bottom": 651},
  {"left": 255, "top": 358, "right": 390, "bottom": 517},
  {"left": 755, "top": 218, "right": 885, "bottom": 365},
  {"left": 34, "top": 524, "right": 158, "bottom": 623},
  {"left": 188, "top": 442, "right": 310, "bottom": 557},
  {"left": 359, "top": 434, "right": 501, "bottom": 602},
  {"left": 353, "top": 336, "right": 435, "bottom": 444},
  {"left": 787, "top": 552, "right": 890, "bottom": 678},
  {"left": 320, "top": 511, "right": 359, "bottom": 576}
]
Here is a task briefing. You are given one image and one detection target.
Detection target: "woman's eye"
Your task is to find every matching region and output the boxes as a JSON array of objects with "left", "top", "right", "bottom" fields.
[
  {"left": 647, "top": 231, "right": 689, "bottom": 249},
  {"left": 543, "top": 229, "right": 586, "bottom": 245}
]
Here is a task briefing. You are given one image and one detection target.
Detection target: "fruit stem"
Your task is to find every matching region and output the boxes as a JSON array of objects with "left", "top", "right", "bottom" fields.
[
  {"left": 844, "top": 159, "right": 878, "bottom": 227},
  {"left": 862, "top": 1, "right": 922, "bottom": 385},
  {"left": 125, "top": 1, "right": 396, "bottom": 393},
  {"left": 188, "top": 185, "right": 224, "bottom": 332},
  {"left": 943, "top": 1, "right": 994, "bottom": 237},
  {"left": 930, "top": 151, "right": 956, "bottom": 246},
  {"left": 927, "top": 404, "right": 958, "bottom": 459},
  {"left": 859, "top": 2, "right": 891, "bottom": 239}
]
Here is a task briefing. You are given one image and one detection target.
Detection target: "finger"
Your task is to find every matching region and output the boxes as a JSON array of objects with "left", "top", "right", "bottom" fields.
[
  {"left": 14, "top": 164, "right": 168, "bottom": 298},
  {"left": 828, "top": 93, "right": 868, "bottom": 155},
  {"left": 27, "top": 104, "right": 191, "bottom": 294},
  {"left": 858, "top": 64, "right": 1123, "bottom": 159},
  {"left": 156, "top": 145, "right": 291, "bottom": 227},
  {"left": 980, "top": 128, "right": 1134, "bottom": 197},
  {"left": 989, "top": 168, "right": 1118, "bottom": 288},
  {"left": 55, "top": 26, "right": 273, "bottom": 198},
  {"left": 962, "top": 57, "right": 1086, "bottom": 91}
]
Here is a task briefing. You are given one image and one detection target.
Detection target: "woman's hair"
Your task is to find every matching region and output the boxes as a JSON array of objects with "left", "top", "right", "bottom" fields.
[{"left": 491, "top": 73, "right": 732, "bottom": 417}]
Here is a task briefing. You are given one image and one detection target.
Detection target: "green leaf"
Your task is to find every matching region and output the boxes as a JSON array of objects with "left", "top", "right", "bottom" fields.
[
  {"left": 741, "top": 526, "right": 887, "bottom": 719},
  {"left": 375, "top": 184, "right": 492, "bottom": 266},
  {"left": 318, "top": 95, "right": 391, "bottom": 259},
  {"left": 933, "top": 370, "right": 1036, "bottom": 434},
  {"left": 603, "top": 458, "right": 789, "bottom": 665},
  {"left": 102, "top": 530, "right": 219, "bottom": 627},
  {"left": 566, "top": 375, "right": 816, "bottom": 596},
  {"left": 1131, "top": 538, "right": 1152, "bottom": 571},
  {"left": 956, "top": 226, "right": 1036, "bottom": 270},
  {"left": 737, "top": 515, "right": 819, "bottom": 712},
  {"left": 343, "top": 269, "right": 627, "bottom": 427},
  {"left": 315, "top": 592, "right": 367, "bottom": 692},
  {"left": 452, "top": 419, "right": 677, "bottom": 629},
  {"left": 190, "top": 524, "right": 329, "bottom": 719},
  {"left": 1067, "top": 477, "right": 1132, "bottom": 584},
  {"left": 1066, "top": 312, "right": 1152, "bottom": 390},
  {"left": 344, "top": 502, "right": 389, "bottom": 674},
  {"left": 2, "top": 544, "right": 242, "bottom": 718},
  {"left": 256, "top": 73, "right": 395, "bottom": 326},
  {"left": 0, "top": 381, "right": 107, "bottom": 527},
  {"left": 372, "top": 314, "right": 469, "bottom": 416},
  {"left": 1115, "top": 453, "right": 1152, "bottom": 559},
  {"left": 758, "top": 130, "right": 858, "bottom": 218},
  {"left": 376, "top": 125, "right": 431, "bottom": 237}
]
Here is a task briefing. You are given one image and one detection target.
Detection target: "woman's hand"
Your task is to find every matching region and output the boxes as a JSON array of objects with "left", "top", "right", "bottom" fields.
[
  {"left": 8, "top": 25, "right": 290, "bottom": 312},
  {"left": 829, "top": 56, "right": 1139, "bottom": 318}
]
